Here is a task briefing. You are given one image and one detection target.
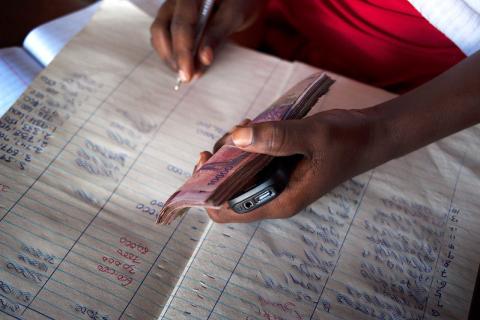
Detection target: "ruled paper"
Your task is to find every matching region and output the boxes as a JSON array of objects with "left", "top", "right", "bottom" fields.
[
  {"left": 159, "top": 64, "right": 480, "bottom": 319},
  {"left": 0, "top": 47, "right": 42, "bottom": 117},
  {"left": 0, "top": 1, "right": 291, "bottom": 319},
  {"left": 0, "top": 0, "right": 479, "bottom": 320}
]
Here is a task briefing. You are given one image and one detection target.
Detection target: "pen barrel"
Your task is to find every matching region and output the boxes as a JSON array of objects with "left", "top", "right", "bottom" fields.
[{"left": 192, "top": 0, "right": 215, "bottom": 55}]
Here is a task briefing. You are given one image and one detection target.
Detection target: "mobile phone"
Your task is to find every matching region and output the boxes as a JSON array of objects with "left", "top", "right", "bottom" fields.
[{"left": 228, "top": 155, "right": 301, "bottom": 214}]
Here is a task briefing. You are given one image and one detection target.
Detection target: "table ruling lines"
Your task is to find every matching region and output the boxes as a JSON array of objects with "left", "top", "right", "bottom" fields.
[
  {"left": 308, "top": 170, "right": 375, "bottom": 320},
  {"left": 422, "top": 150, "right": 468, "bottom": 319},
  {"left": 1, "top": 51, "right": 285, "bottom": 319},
  {"left": 0, "top": 49, "right": 157, "bottom": 319},
  {"left": 25, "top": 59, "right": 196, "bottom": 318},
  {"left": 160, "top": 60, "right": 281, "bottom": 319}
]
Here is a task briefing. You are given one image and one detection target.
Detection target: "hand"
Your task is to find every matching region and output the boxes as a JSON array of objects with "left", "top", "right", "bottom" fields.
[
  {"left": 150, "top": 0, "right": 266, "bottom": 82},
  {"left": 193, "top": 50, "right": 480, "bottom": 223},
  {"left": 195, "top": 108, "right": 384, "bottom": 223}
]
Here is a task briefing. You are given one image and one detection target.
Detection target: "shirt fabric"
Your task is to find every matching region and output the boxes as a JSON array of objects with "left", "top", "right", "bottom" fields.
[
  {"left": 262, "top": 0, "right": 477, "bottom": 92},
  {"left": 409, "top": 0, "right": 480, "bottom": 56}
]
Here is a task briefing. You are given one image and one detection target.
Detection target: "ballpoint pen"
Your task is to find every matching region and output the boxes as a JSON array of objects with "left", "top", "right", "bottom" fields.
[{"left": 174, "top": 0, "right": 215, "bottom": 91}]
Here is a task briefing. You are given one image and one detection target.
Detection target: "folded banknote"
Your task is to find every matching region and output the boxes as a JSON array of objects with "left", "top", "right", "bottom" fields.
[{"left": 157, "top": 73, "right": 334, "bottom": 224}]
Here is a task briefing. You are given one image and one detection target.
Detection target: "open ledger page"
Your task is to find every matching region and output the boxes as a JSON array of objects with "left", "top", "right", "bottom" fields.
[
  {"left": 0, "top": 0, "right": 292, "bottom": 319},
  {"left": 162, "top": 63, "right": 480, "bottom": 320},
  {"left": 0, "top": 1, "right": 478, "bottom": 320}
]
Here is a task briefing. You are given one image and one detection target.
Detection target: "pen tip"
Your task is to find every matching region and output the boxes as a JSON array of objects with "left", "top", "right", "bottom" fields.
[{"left": 174, "top": 77, "right": 182, "bottom": 91}]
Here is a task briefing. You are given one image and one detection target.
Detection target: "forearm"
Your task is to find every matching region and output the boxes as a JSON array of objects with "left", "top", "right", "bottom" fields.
[{"left": 369, "top": 50, "right": 480, "bottom": 164}]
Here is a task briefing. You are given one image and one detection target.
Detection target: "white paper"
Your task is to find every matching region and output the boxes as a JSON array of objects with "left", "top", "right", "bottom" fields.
[
  {"left": 0, "top": 47, "right": 42, "bottom": 116},
  {"left": 0, "top": 1, "right": 478, "bottom": 320},
  {"left": 23, "top": 2, "right": 100, "bottom": 67}
]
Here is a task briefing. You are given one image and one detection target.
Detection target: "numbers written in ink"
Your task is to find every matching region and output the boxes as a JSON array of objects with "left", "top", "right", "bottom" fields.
[
  {"left": 21, "top": 245, "right": 56, "bottom": 265},
  {"left": 167, "top": 164, "right": 191, "bottom": 179},
  {"left": 17, "top": 254, "right": 48, "bottom": 272},
  {"left": 0, "top": 278, "right": 32, "bottom": 303},
  {"left": 0, "top": 143, "right": 19, "bottom": 157},
  {"left": 196, "top": 121, "right": 226, "bottom": 141},
  {"left": 101, "top": 256, "right": 135, "bottom": 274},
  {"left": 119, "top": 237, "right": 149, "bottom": 255},
  {"left": 6, "top": 261, "right": 43, "bottom": 283},
  {"left": 96, "top": 264, "right": 133, "bottom": 287},
  {"left": 0, "top": 296, "right": 20, "bottom": 314},
  {"left": 73, "top": 304, "right": 110, "bottom": 320},
  {"left": 136, "top": 200, "right": 163, "bottom": 219},
  {"left": 116, "top": 249, "right": 141, "bottom": 265}
]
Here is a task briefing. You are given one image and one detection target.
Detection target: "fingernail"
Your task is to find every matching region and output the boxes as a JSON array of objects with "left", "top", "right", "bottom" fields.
[
  {"left": 232, "top": 127, "right": 253, "bottom": 147},
  {"left": 179, "top": 70, "right": 188, "bottom": 82},
  {"left": 197, "top": 153, "right": 203, "bottom": 164},
  {"left": 200, "top": 48, "right": 213, "bottom": 65}
]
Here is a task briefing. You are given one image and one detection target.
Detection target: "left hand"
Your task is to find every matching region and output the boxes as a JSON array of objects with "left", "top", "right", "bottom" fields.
[
  {"left": 194, "top": 108, "right": 383, "bottom": 223},
  {"left": 194, "top": 50, "right": 480, "bottom": 224}
]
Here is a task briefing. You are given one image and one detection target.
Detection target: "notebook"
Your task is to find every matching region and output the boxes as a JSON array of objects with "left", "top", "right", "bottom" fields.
[{"left": 0, "top": 1, "right": 478, "bottom": 319}]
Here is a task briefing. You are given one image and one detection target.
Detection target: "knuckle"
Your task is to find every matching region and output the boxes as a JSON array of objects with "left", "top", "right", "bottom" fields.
[
  {"left": 310, "top": 155, "right": 324, "bottom": 177},
  {"left": 303, "top": 120, "right": 325, "bottom": 158},
  {"left": 268, "top": 123, "right": 287, "bottom": 153},
  {"left": 170, "top": 17, "right": 193, "bottom": 34}
]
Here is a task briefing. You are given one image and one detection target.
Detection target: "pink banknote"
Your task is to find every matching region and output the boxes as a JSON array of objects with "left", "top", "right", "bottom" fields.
[{"left": 157, "top": 73, "right": 334, "bottom": 224}]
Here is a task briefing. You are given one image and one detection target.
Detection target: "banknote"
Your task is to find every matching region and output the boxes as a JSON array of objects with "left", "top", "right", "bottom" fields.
[{"left": 157, "top": 73, "right": 334, "bottom": 224}]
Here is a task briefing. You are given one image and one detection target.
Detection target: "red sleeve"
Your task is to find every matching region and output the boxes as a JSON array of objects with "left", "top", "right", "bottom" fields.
[{"left": 262, "top": 0, "right": 465, "bottom": 92}]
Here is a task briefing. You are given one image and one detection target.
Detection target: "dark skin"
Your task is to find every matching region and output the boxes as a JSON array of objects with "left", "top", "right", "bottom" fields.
[
  {"left": 151, "top": 0, "right": 480, "bottom": 223},
  {"left": 150, "top": 0, "right": 265, "bottom": 81}
]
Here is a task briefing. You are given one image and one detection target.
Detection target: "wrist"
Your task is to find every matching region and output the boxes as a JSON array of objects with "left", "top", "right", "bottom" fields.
[{"left": 360, "top": 104, "right": 399, "bottom": 170}]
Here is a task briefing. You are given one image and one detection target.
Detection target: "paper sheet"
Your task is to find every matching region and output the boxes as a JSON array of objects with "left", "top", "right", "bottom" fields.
[
  {"left": 21, "top": 0, "right": 164, "bottom": 68},
  {"left": 160, "top": 64, "right": 480, "bottom": 320},
  {"left": 23, "top": 2, "right": 101, "bottom": 67},
  {"left": 0, "top": 1, "right": 478, "bottom": 320},
  {"left": 0, "top": 0, "right": 162, "bottom": 120},
  {"left": 0, "top": 47, "right": 43, "bottom": 116}
]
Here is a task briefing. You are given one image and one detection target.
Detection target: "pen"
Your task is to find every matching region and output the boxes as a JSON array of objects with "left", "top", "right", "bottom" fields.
[{"left": 174, "top": 0, "right": 215, "bottom": 91}]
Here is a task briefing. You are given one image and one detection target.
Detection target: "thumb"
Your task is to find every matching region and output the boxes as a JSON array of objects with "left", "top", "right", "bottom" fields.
[{"left": 231, "top": 120, "right": 309, "bottom": 156}]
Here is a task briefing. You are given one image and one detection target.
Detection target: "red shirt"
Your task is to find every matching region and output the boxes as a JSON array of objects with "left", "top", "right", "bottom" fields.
[{"left": 263, "top": 0, "right": 465, "bottom": 92}]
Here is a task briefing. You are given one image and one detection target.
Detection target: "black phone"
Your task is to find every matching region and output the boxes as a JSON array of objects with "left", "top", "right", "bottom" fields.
[{"left": 228, "top": 155, "right": 301, "bottom": 214}]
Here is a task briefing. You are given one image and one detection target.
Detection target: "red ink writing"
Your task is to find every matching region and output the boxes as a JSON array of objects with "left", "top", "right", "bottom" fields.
[
  {"left": 97, "top": 264, "right": 132, "bottom": 287},
  {"left": 119, "top": 237, "right": 148, "bottom": 255},
  {"left": 116, "top": 249, "right": 140, "bottom": 264}
]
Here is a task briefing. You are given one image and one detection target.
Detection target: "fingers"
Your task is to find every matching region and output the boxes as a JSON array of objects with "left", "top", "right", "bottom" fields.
[
  {"left": 231, "top": 120, "right": 311, "bottom": 156},
  {"left": 198, "top": 46, "right": 214, "bottom": 66},
  {"left": 206, "top": 160, "right": 314, "bottom": 223},
  {"left": 171, "top": 0, "right": 199, "bottom": 82},
  {"left": 151, "top": 0, "right": 250, "bottom": 80},
  {"left": 150, "top": 0, "right": 177, "bottom": 70},
  {"left": 193, "top": 151, "right": 212, "bottom": 174}
]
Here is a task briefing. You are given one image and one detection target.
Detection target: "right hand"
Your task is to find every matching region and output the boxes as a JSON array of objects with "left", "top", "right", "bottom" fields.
[{"left": 150, "top": 0, "right": 266, "bottom": 82}]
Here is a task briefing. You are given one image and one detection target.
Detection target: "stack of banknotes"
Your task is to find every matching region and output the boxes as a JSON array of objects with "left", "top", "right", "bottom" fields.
[{"left": 157, "top": 73, "right": 335, "bottom": 224}]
